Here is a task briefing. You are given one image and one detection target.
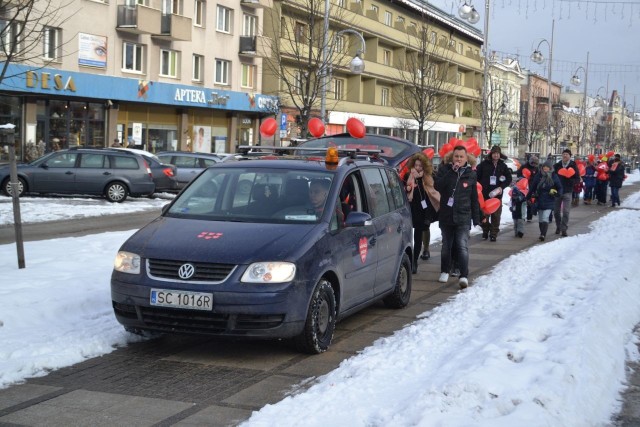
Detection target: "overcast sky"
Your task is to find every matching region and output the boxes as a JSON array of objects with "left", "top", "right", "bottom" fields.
[{"left": 430, "top": 0, "right": 640, "bottom": 110}]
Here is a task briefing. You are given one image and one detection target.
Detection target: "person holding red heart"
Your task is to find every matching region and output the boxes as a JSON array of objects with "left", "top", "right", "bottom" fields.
[{"left": 553, "top": 149, "right": 581, "bottom": 237}]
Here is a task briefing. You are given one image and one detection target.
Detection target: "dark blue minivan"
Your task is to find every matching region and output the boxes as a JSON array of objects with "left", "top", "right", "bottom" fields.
[{"left": 111, "top": 152, "right": 413, "bottom": 353}]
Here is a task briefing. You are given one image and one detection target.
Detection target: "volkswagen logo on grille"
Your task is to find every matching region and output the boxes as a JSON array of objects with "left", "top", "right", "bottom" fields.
[{"left": 178, "top": 263, "right": 196, "bottom": 280}]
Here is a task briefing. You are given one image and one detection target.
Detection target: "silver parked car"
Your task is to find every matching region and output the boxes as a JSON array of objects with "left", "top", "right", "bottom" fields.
[{"left": 156, "top": 151, "right": 223, "bottom": 189}]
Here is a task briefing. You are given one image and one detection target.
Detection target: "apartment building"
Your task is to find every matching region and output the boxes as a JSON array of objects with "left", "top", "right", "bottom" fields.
[
  {"left": 0, "top": 0, "right": 277, "bottom": 160},
  {"left": 519, "top": 72, "right": 562, "bottom": 157},
  {"left": 262, "top": 0, "right": 483, "bottom": 147}
]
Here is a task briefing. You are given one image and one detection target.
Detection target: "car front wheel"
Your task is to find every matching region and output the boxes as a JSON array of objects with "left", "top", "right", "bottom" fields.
[
  {"left": 383, "top": 253, "right": 412, "bottom": 308},
  {"left": 2, "top": 177, "right": 26, "bottom": 197},
  {"left": 295, "top": 279, "right": 336, "bottom": 354},
  {"left": 105, "top": 181, "right": 128, "bottom": 203}
]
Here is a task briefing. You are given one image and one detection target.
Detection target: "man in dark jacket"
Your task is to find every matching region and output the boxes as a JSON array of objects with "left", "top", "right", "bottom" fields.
[
  {"left": 608, "top": 154, "right": 626, "bottom": 207},
  {"left": 517, "top": 155, "right": 540, "bottom": 222},
  {"left": 553, "top": 149, "right": 581, "bottom": 237},
  {"left": 475, "top": 145, "right": 512, "bottom": 241},
  {"left": 435, "top": 145, "right": 481, "bottom": 289}
]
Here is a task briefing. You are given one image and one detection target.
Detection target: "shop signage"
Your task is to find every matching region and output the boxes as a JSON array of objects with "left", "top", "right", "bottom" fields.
[{"left": 25, "top": 71, "right": 76, "bottom": 92}]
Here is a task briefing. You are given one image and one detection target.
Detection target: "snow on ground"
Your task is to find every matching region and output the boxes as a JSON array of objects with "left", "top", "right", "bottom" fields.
[{"left": 0, "top": 171, "right": 639, "bottom": 427}]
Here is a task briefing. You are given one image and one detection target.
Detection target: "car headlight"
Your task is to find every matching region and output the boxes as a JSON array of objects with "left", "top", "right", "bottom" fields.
[
  {"left": 114, "top": 251, "right": 141, "bottom": 274},
  {"left": 241, "top": 262, "right": 296, "bottom": 283}
]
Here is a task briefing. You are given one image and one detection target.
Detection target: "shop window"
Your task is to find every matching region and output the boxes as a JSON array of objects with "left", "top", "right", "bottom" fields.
[
  {"left": 241, "top": 63, "right": 256, "bottom": 89},
  {"left": 160, "top": 49, "right": 179, "bottom": 78},
  {"left": 215, "top": 59, "right": 230, "bottom": 85},
  {"left": 123, "top": 42, "right": 144, "bottom": 73},
  {"left": 192, "top": 54, "right": 203, "bottom": 82},
  {"left": 42, "top": 27, "right": 61, "bottom": 60},
  {"left": 217, "top": 5, "right": 232, "bottom": 33}
]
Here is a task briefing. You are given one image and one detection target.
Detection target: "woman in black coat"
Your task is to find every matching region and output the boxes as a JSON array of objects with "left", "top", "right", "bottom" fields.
[
  {"left": 528, "top": 160, "right": 563, "bottom": 241},
  {"left": 608, "top": 154, "right": 625, "bottom": 207}
]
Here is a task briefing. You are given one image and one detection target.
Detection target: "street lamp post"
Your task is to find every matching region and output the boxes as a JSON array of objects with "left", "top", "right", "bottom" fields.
[
  {"left": 458, "top": 2, "right": 488, "bottom": 147},
  {"left": 486, "top": 86, "right": 508, "bottom": 146},
  {"left": 320, "top": 0, "right": 366, "bottom": 125},
  {"left": 531, "top": 19, "right": 555, "bottom": 156},
  {"left": 571, "top": 52, "right": 589, "bottom": 155}
]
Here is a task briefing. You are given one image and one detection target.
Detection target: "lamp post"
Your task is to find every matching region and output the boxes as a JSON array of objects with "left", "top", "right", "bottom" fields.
[
  {"left": 531, "top": 19, "right": 555, "bottom": 156},
  {"left": 570, "top": 52, "right": 589, "bottom": 155},
  {"left": 485, "top": 86, "right": 508, "bottom": 147},
  {"left": 320, "top": 0, "right": 366, "bottom": 124},
  {"left": 458, "top": 1, "right": 488, "bottom": 147}
]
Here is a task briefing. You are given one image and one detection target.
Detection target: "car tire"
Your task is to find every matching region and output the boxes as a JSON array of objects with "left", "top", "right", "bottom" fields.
[
  {"left": 383, "top": 253, "right": 412, "bottom": 309},
  {"left": 105, "top": 181, "right": 129, "bottom": 203},
  {"left": 294, "top": 279, "right": 336, "bottom": 354},
  {"left": 1, "top": 177, "right": 26, "bottom": 197}
]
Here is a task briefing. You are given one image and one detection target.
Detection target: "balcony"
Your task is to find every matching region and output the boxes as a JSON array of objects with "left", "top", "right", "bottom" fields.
[
  {"left": 153, "top": 13, "right": 192, "bottom": 41},
  {"left": 239, "top": 35, "right": 272, "bottom": 58},
  {"left": 240, "top": 0, "right": 272, "bottom": 8},
  {"left": 116, "top": 5, "right": 162, "bottom": 35}
]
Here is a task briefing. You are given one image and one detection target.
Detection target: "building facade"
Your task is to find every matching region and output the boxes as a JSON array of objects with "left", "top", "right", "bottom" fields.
[
  {"left": 519, "top": 71, "right": 562, "bottom": 158},
  {"left": 486, "top": 57, "right": 524, "bottom": 156},
  {"left": 262, "top": 0, "right": 483, "bottom": 149},
  {"left": 0, "top": 0, "right": 277, "bottom": 161}
]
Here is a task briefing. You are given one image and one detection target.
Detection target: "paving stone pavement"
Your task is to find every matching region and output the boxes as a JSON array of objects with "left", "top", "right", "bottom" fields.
[{"left": 1, "top": 182, "right": 639, "bottom": 427}]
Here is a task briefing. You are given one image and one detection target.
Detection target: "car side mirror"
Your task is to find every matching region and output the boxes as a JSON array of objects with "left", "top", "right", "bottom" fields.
[
  {"left": 344, "top": 211, "right": 372, "bottom": 227},
  {"left": 39, "top": 163, "right": 49, "bottom": 169},
  {"left": 161, "top": 203, "right": 171, "bottom": 215}
]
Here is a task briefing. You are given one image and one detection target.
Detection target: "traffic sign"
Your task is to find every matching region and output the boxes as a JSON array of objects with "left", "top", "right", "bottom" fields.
[{"left": 280, "top": 113, "right": 287, "bottom": 130}]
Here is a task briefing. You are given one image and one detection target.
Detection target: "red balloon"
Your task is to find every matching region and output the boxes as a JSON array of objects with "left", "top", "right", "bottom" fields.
[
  {"left": 521, "top": 168, "right": 531, "bottom": 179},
  {"left": 398, "top": 158, "right": 409, "bottom": 178},
  {"left": 439, "top": 143, "right": 453, "bottom": 158},
  {"left": 588, "top": 154, "right": 595, "bottom": 163},
  {"left": 423, "top": 148, "right": 435, "bottom": 159},
  {"left": 558, "top": 168, "right": 576, "bottom": 178},
  {"left": 308, "top": 117, "right": 325, "bottom": 138},
  {"left": 448, "top": 137, "right": 460, "bottom": 147},
  {"left": 476, "top": 182, "right": 483, "bottom": 192},
  {"left": 476, "top": 183, "right": 485, "bottom": 208},
  {"left": 606, "top": 150, "right": 615, "bottom": 158},
  {"left": 596, "top": 162, "right": 609, "bottom": 172},
  {"left": 259, "top": 118, "right": 277, "bottom": 138},
  {"left": 578, "top": 164, "right": 586, "bottom": 176},
  {"left": 470, "top": 144, "right": 481, "bottom": 157},
  {"left": 482, "top": 198, "right": 501, "bottom": 215},
  {"left": 346, "top": 118, "right": 365, "bottom": 139},
  {"left": 516, "top": 177, "right": 528, "bottom": 191},
  {"left": 466, "top": 137, "right": 478, "bottom": 147}
]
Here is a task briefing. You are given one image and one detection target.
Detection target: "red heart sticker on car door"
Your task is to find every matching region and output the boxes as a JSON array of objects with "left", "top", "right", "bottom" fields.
[{"left": 359, "top": 237, "right": 368, "bottom": 263}]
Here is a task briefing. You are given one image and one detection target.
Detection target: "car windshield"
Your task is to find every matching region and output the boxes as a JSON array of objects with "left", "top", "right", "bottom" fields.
[
  {"left": 166, "top": 167, "right": 335, "bottom": 223},
  {"left": 297, "top": 134, "right": 414, "bottom": 165}
]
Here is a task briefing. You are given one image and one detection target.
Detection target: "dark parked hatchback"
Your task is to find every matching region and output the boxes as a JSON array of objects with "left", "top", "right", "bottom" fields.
[
  {"left": 111, "top": 151, "right": 413, "bottom": 353},
  {"left": 0, "top": 148, "right": 155, "bottom": 202},
  {"left": 156, "top": 151, "right": 222, "bottom": 189}
]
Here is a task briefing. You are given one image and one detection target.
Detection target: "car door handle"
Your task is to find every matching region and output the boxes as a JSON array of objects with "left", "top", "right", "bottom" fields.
[
  {"left": 103, "top": 172, "right": 112, "bottom": 176},
  {"left": 65, "top": 171, "right": 74, "bottom": 175}
]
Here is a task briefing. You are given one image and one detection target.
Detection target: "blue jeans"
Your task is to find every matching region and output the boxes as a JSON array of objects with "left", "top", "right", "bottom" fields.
[
  {"left": 440, "top": 224, "right": 470, "bottom": 278},
  {"left": 611, "top": 186, "right": 620, "bottom": 205}
]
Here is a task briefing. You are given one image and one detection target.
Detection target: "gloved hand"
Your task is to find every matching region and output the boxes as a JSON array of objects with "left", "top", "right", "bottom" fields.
[{"left": 549, "top": 188, "right": 558, "bottom": 196}]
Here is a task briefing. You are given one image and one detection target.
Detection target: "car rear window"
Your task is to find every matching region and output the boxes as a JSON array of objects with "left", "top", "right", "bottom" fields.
[{"left": 111, "top": 156, "right": 140, "bottom": 169}]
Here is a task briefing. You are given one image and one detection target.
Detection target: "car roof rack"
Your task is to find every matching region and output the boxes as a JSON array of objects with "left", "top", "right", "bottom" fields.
[{"left": 236, "top": 145, "right": 384, "bottom": 162}]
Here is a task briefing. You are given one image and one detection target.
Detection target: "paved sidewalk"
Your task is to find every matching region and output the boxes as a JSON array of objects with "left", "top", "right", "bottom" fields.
[{"left": 0, "top": 182, "right": 638, "bottom": 426}]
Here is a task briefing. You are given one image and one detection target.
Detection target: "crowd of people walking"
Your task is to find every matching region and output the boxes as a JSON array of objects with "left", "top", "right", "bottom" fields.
[{"left": 403, "top": 145, "right": 627, "bottom": 290}]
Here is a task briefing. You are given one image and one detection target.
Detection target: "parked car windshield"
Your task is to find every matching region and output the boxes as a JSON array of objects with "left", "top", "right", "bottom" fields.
[{"left": 166, "top": 167, "right": 335, "bottom": 223}]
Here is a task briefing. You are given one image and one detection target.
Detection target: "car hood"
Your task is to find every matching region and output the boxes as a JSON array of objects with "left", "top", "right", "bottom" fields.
[{"left": 123, "top": 217, "right": 317, "bottom": 264}]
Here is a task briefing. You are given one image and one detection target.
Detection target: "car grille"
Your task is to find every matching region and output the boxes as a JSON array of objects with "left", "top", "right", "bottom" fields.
[
  {"left": 147, "top": 259, "right": 236, "bottom": 283},
  {"left": 138, "top": 306, "right": 285, "bottom": 334}
]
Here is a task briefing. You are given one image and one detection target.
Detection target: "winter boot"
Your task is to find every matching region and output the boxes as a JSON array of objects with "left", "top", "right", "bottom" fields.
[
  {"left": 412, "top": 253, "right": 419, "bottom": 274},
  {"left": 539, "top": 222, "right": 548, "bottom": 241}
]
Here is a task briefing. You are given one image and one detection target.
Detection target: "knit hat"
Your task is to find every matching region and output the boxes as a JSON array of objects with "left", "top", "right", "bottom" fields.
[
  {"left": 529, "top": 155, "right": 539, "bottom": 166},
  {"left": 542, "top": 160, "right": 553, "bottom": 170}
]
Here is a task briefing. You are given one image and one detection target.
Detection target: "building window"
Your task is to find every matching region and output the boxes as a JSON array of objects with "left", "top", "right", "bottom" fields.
[
  {"left": 192, "top": 54, "right": 203, "bottom": 82},
  {"left": 122, "top": 42, "right": 144, "bottom": 73},
  {"left": 217, "top": 5, "right": 232, "bottom": 33},
  {"left": 294, "top": 22, "right": 306, "bottom": 42},
  {"left": 370, "top": 4, "right": 378, "bottom": 14},
  {"left": 336, "top": 0, "right": 345, "bottom": 6},
  {"left": 381, "top": 87, "right": 389, "bottom": 106},
  {"left": 430, "top": 31, "right": 437, "bottom": 44},
  {"left": 455, "top": 101, "right": 461, "bottom": 117},
  {"left": 1, "top": 20, "right": 22, "bottom": 56},
  {"left": 383, "top": 49, "right": 391, "bottom": 66},
  {"left": 457, "top": 42, "right": 463, "bottom": 54},
  {"left": 194, "top": 0, "right": 205, "bottom": 27},
  {"left": 397, "top": 16, "right": 405, "bottom": 24},
  {"left": 292, "top": 70, "right": 302, "bottom": 94},
  {"left": 333, "top": 78, "right": 344, "bottom": 100},
  {"left": 163, "top": 0, "right": 183, "bottom": 14},
  {"left": 215, "top": 59, "right": 230, "bottom": 84},
  {"left": 457, "top": 71, "right": 463, "bottom": 85},
  {"left": 241, "top": 63, "right": 256, "bottom": 88},
  {"left": 384, "top": 11, "right": 392, "bottom": 26},
  {"left": 243, "top": 14, "right": 256, "bottom": 36},
  {"left": 42, "top": 27, "right": 60, "bottom": 60},
  {"left": 160, "top": 49, "right": 179, "bottom": 77},
  {"left": 335, "top": 34, "right": 345, "bottom": 53}
]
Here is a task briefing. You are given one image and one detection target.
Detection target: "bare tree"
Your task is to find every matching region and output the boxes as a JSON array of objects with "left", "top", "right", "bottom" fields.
[
  {"left": 478, "top": 76, "right": 509, "bottom": 147},
  {"left": 519, "top": 86, "right": 546, "bottom": 155},
  {"left": 262, "top": 0, "right": 355, "bottom": 137},
  {"left": 1, "top": 0, "right": 75, "bottom": 83},
  {"left": 392, "top": 20, "right": 458, "bottom": 146}
]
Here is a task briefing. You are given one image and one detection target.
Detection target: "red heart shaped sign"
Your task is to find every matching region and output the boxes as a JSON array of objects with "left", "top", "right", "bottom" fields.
[{"left": 558, "top": 168, "right": 575, "bottom": 178}]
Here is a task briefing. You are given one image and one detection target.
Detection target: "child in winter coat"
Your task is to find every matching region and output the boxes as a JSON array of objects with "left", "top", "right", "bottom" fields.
[{"left": 510, "top": 178, "right": 528, "bottom": 238}]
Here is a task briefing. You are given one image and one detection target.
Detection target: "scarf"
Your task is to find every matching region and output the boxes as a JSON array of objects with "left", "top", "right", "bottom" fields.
[{"left": 421, "top": 174, "right": 441, "bottom": 212}]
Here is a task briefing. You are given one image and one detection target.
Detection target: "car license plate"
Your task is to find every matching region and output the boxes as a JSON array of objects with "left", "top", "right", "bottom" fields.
[{"left": 150, "top": 289, "right": 213, "bottom": 311}]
